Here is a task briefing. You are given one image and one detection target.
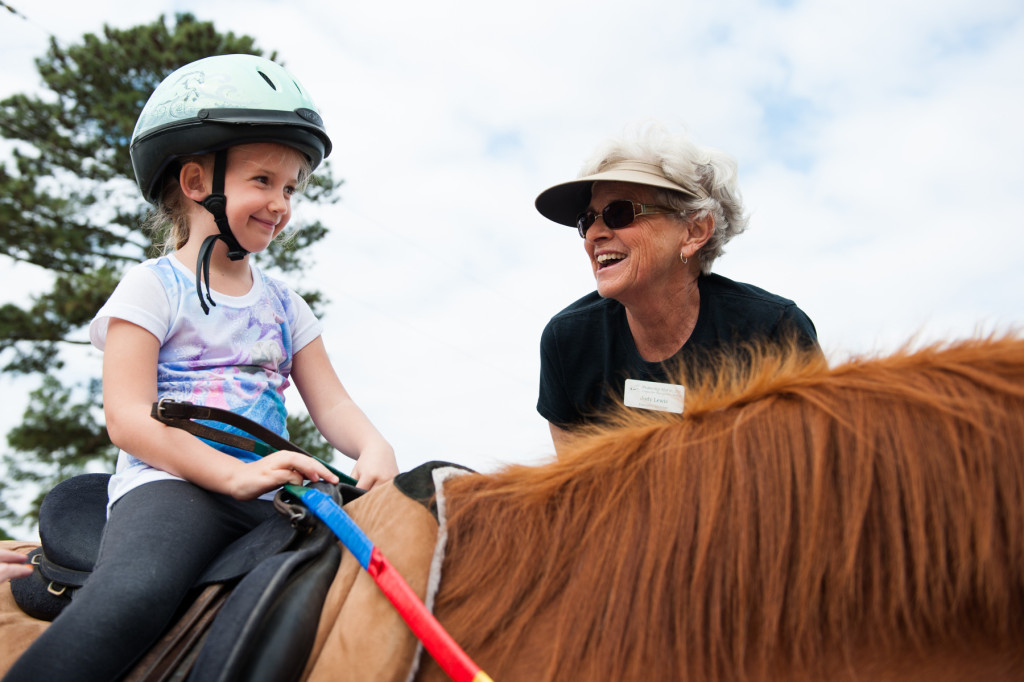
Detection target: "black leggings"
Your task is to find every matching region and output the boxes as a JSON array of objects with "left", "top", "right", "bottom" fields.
[{"left": 2, "top": 480, "right": 276, "bottom": 682}]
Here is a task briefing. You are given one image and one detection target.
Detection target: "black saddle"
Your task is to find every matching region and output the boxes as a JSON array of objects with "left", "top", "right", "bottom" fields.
[
  {"left": 10, "top": 400, "right": 370, "bottom": 681},
  {"left": 11, "top": 474, "right": 363, "bottom": 682}
]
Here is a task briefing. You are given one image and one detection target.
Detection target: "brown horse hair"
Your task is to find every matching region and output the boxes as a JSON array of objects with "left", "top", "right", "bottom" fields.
[{"left": 433, "top": 335, "right": 1024, "bottom": 681}]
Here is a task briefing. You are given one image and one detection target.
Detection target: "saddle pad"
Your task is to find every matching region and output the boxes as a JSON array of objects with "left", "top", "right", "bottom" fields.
[{"left": 301, "top": 463, "right": 470, "bottom": 682}]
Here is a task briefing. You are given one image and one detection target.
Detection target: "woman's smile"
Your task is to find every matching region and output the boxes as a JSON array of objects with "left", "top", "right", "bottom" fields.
[{"left": 595, "top": 251, "right": 627, "bottom": 269}]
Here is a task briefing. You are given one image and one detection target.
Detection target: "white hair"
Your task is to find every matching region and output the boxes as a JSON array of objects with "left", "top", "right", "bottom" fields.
[{"left": 579, "top": 123, "right": 749, "bottom": 273}]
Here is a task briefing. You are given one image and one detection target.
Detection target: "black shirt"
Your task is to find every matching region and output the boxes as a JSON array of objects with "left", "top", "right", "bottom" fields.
[{"left": 537, "top": 273, "right": 819, "bottom": 427}]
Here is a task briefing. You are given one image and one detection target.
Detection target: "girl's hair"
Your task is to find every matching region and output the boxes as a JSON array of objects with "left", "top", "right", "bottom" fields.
[
  {"left": 144, "top": 146, "right": 313, "bottom": 255},
  {"left": 145, "top": 160, "right": 198, "bottom": 254},
  {"left": 580, "top": 123, "right": 749, "bottom": 273}
]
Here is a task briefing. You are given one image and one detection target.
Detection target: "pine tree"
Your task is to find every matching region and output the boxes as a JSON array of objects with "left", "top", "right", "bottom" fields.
[{"left": 0, "top": 13, "right": 339, "bottom": 536}]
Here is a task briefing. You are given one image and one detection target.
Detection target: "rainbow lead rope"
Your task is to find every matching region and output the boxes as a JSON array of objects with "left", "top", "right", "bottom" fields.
[{"left": 285, "top": 485, "right": 493, "bottom": 682}]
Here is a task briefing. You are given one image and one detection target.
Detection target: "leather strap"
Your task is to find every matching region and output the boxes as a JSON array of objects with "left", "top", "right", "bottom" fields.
[
  {"left": 32, "top": 549, "right": 92, "bottom": 590},
  {"left": 152, "top": 399, "right": 306, "bottom": 457},
  {"left": 150, "top": 399, "right": 357, "bottom": 486}
]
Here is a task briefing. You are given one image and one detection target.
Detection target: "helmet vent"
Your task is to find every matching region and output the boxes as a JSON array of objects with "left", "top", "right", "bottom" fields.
[{"left": 257, "top": 70, "right": 278, "bottom": 91}]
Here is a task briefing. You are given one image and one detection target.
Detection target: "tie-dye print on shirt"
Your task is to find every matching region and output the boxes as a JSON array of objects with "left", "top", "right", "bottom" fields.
[
  {"left": 91, "top": 256, "right": 322, "bottom": 504},
  {"left": 153, "top": 264, "right": 295, "bottom": 460}
]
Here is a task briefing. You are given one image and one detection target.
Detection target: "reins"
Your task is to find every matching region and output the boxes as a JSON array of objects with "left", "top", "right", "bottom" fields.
[
  {"left": 282, "top": 483, "right": 492, "bottom": 682},
  {"left": 151, "top": 399, "right": 493, "bottom": 682}
]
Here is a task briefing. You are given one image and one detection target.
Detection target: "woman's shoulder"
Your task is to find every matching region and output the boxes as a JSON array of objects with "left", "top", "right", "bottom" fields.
[
  {"left": 542, "top": 291, "right": 623, "bottom": 346},
  {"left": 699, "top": 272, "right": 797, "bottom": 308},
  {"left": 696, "top": 272, "right": 818, "bottom": 344},
  {"left": 550, "top": 290, "right": 617, "bottom": 320}
]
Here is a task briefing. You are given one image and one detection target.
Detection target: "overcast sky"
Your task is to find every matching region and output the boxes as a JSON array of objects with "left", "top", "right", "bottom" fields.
[{"left": 2, "top": 0, "right": 1022, "bottom": 479}]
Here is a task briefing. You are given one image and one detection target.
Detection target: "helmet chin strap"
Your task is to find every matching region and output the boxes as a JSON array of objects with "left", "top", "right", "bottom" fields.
[{"left": 195, "top": 149, "right": 248, "bottom": 314}]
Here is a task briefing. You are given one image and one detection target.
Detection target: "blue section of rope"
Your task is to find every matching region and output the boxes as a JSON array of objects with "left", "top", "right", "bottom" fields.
[{"left": 287, "top": 485, "right": 373, "bottom": 569}]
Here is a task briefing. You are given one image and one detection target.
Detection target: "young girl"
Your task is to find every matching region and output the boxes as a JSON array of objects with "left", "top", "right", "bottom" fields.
[{"left": 3, "top": 55, "right": 397, "bottom": 681}]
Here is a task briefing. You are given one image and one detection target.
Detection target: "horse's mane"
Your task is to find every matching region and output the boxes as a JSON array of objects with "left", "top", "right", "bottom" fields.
[{"left": 435, "top": 335, "right": 1024, "bottom": 681}]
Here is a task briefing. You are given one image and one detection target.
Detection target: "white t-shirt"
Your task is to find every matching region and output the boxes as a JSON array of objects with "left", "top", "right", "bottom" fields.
[{"left": 90, "top": 255, "right": 322, "bottom": 507}]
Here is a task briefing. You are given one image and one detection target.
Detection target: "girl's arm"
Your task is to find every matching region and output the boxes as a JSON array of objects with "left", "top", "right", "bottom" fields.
[
  {"left": 290, "top": 336, "right": 398, "bottom": 489},
  {"left": 103, "top": 318, "right": 337, "bottom": 500}
]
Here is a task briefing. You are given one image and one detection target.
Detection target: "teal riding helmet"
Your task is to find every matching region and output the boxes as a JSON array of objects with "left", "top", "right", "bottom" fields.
[{"left": 130, "top": 53, "right": 333, "bottom": 203}]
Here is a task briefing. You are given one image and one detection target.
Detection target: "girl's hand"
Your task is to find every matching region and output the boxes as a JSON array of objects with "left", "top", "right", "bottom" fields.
[
  {"left": 350, "top": 443, "right": 399, "bottom": 490},
  {"left": 290, "top": 338, "right": 397, "bottom": 491},
  {"left": 227, "top": 450, "right": 339, "bottom": 500},
  {"left": 1, "top": 548, "right": 33, "bottom": 582}
]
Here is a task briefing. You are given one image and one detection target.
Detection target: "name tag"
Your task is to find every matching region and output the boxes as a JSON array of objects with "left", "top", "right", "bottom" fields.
[{"left": 623, "top": 379, "right": 685, "bottom": 414}]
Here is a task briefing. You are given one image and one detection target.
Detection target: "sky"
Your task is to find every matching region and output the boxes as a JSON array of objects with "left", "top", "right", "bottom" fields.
[{"left": 1, "top": 0, "right": 1022, "bottom": 482}]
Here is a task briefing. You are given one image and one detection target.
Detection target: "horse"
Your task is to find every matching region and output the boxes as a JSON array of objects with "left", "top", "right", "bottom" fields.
[{"left": 3, "top": 335, "right": 1024, "bottom": 681}]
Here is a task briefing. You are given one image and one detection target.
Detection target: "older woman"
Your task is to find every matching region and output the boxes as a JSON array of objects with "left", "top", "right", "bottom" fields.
[{"left": 535, "top": 125, "right": 818, "bottom": 452}]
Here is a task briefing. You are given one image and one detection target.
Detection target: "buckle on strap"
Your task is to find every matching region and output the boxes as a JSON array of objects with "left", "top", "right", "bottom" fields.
[{"left": 153, "top": 398, "right": 204, "bottom": 422}]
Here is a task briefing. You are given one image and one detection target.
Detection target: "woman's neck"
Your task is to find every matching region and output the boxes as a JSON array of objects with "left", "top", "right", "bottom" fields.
[{"left": 623, "top": 275, "right": 701, "bottom": 363}]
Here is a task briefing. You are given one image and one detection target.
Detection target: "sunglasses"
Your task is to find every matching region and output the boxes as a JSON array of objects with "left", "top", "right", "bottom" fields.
[{"left": 575, "top": 200, "right": 678, "bottom": 238}]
